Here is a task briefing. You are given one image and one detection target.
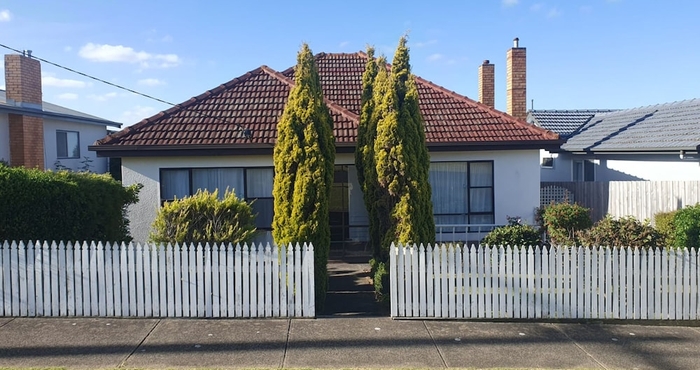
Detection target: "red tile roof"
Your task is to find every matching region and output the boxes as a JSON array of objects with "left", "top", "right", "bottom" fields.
[{"left": 93, "top": 52, "right": 560, "bottom": 154}]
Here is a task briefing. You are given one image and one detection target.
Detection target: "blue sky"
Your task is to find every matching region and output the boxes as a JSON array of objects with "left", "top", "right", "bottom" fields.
[{"left": 1, "top": 0, "right": 699, "bottom": 126}]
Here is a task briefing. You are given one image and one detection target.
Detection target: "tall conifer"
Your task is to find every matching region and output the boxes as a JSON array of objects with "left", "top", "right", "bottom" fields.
[{"left": 272, "top": 43, "right": 335, "bottom": 308}]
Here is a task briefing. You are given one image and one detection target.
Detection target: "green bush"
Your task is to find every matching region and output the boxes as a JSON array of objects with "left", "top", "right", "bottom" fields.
[
  {"left": 482, "top": 217, "right": 541, "bottom": 247},
  {"left": 578, "top": 215, "right": 661, "bottom": 249},
  {"left": 654, "top": 210, "right": 677, "bottom": 248},
  {"left": 541, "top": 202, "right": 592, "bottom": 246},
  {"left": 671, "top": 204, "right": 700, "bottom": 249},
  {"left": 372, "top": 260, "right": 389, "bottom": 303},
  {"left": 149, "top": 189, "right": 256, "bottom": 245},
  {"left": 0, "top": 164, "right": 140, "bottom": 242}
]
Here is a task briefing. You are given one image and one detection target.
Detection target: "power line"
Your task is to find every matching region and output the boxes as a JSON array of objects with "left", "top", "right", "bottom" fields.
[
  {"left": 0, "top": 43, "right": 177, "bottom": 107},
  {"left": 0, "top": 43, "right": 253, "bottom": 138}
]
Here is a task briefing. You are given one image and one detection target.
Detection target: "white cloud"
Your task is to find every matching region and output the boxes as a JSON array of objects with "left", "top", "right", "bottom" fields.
[
  {"left": 502, "top": 0, "right": 519, "bottom": 7},
  {"left": 427, "top": 53, "right": 444, "bottom": 62},
  {"left": 120, "top": 105, "right": 157, "bottom": 124},
  {"left": 339, "top": 41, "right": 349, "bottom": 48},
  {"left": 580, "top": 5, "right": 593, "bottom": 13},
  {"left": 88, "top": 92, "right": 119, "bottom": 102},
  {"left": 57, "top": 93, "right": 78, "bottom": 100},
  {"left": 63, "top": 46, "right": 72, "bottom": 52},
  {"left": 42, "top": 75, "right": 89, "bottom": 88},
  {"left": 547, "top": 8, "right": 562, "bottom": 18},
  {"left": 78, "top": 43, "right": 181, "bottom": 68},
  {"left": 137, "top": 78, "right": 166, "bottom": 86},
  {"left": 0, "top": 9, "right": 11, "bottom": 22}
]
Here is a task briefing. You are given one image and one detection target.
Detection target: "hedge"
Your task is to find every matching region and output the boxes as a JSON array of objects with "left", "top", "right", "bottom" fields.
[{"left": 0, "top": 164, "right": 141, "bottom": 242}]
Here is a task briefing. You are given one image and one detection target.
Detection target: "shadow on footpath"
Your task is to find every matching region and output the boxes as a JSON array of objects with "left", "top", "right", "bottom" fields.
[{"left": 321, "top": 254, "right": 387, "bottom": 317}]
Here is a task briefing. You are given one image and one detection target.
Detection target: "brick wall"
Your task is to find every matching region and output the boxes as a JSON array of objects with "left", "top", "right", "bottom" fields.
[
  {"left": 478, "top": 60, "right": 495, "bottom": 109},
  {"left": 5, "top": 54, "right": 44, "bottom": 168},
  {"left": 506, "top": 45, "right": 527, "bottom": 121}
]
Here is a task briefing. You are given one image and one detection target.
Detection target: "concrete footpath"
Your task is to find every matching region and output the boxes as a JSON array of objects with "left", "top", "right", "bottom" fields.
[{"left": 0, "top": 317, "right": 699, "bottom": 369}]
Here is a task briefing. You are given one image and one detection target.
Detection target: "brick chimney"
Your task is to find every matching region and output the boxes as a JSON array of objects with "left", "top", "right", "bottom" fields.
[
  {"left": 506, "top": 37, "right": 526, "bottom": 121},
  {"left": 478, "top": 60, "right": 495, "bottom": 109},
  {"left": 5, "top": 52, "right": 44, "bottom": 168}
]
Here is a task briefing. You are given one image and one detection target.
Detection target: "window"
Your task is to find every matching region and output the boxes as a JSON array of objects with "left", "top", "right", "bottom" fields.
[
  {"left": 56, "top": 130, "right": 80, "bottom": 158},
  {"left": 160, "top": 167, "right": 274, "bottom": 230},
  {"left": 541, "top": 157, "right": 554, "bottom": 168},
  {"left": 429, "top": 161, "right": 494, "bottom": 225},
  {"left": 573, "top": 160, "right": 595, "bottom": 182}
]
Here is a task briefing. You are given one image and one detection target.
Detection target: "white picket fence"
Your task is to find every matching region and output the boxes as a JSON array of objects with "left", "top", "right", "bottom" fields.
[
  {"left": 390, "top": 243, "right": 699, "bottom": 320},
  {"left": 0, "top": 241, "right": 315, "bottom": 318}
]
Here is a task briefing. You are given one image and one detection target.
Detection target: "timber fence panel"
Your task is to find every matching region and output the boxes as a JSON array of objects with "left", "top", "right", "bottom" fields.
[
  {"left": 390, "top": 244, "right": 700, "bottom": 320},
  {"left": 0, "top": 241, "right": 314, "bottom": 318}
]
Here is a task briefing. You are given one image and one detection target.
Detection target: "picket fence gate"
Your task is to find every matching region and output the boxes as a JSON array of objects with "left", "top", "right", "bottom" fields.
[
  {"left": 0, "top": 241, "right": 315, "bottom": 318},
  {"left": 390, "top": 243, "right": 699, "bottom": 320}
]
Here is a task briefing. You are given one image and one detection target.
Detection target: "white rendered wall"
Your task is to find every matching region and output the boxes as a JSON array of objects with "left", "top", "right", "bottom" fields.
[
  {"left": 122, "top": 155, "right": 275, "bottom": 243},
  {"left": 429, "top": 149, "right": 541, "bottom": 226},
  {"left": 123, "top": 150, "right": 542, "bottom": 242},
  {"left": 0, "top": 114, "right": 8, "bottom": 163},
  {"left": 44, "top": 119, "right": 109, "bottom": 173}
]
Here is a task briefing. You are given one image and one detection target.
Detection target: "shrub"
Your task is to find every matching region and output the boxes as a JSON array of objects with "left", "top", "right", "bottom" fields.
[
  {"left": 654, "top": 210, "right": 677, "bottom": 248},
  {"left": 149, "top": 189, "right": 256, "bottom": 245},
  {"left": 482, "top": 217, "right": 541, "bottom": 247},
  {"left": 0, "top": 165, "right": 140, "bottom": 242},
  {"left": 578, "top": 215, "right": 661, "bottom": 249},
  {"left": 671, "top": 204, "right": 700, "bottom": 249},
  {"left": 371, "top": 260, "right": 389, "bottom": 303},
  {"left": 541, "top": 202, "right": 592, "bottom": 246}
]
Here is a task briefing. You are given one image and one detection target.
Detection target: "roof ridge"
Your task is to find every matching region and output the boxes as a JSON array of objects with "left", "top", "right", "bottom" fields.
[
  {"left": 261, "top": 65, "right": 360, "bottom": 123},
  {"left": 96, "top": 66, "right": 268, "bottom": 145},
  {"left": 415, "top": 76, "right": 559, "bottom": 140}
]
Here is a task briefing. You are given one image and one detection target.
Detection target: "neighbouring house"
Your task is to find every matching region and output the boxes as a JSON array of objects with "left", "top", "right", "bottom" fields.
[
  {"left": 90, "top": 40, "right": 561, "bottom": 249},
  {"left": 529, "top": 99, "right": 700, "bottom": 182},
  {"left": 0, "top": 52, "right": 119, "bottom": 173}
]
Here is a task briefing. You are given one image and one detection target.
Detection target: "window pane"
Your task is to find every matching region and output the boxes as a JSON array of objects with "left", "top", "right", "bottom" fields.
[
  {"left": 429, "top": 162, "right": 467, "bottom": 215},
  {"left": 56, "top": 131, "right": 67, "bottom": 158},
  {"left": 246, "top": 168, "right": 273, "bottom": 198},
  {"left": 469, "top": 188, "right": 493, "bottom": 213},
  {"left": 67, "top": 132, "right": 79, "bottom": 158},
  {"left": 161, "top": 170, "right": 190, "bottom": 200},
  {"left": 469, "top": 214, "right": 495, "bottom": 225},
  {"left": 250, "top": 198, "right": 273, "bottom": 229},
  {"left": 434, "top": 214, "right": 468, "bottom": 225},
  {"left": 56, "top": 131, "right": 79, "bottom": 158},
  {"left": 469, "top": 162, "right": 492, "bottom": 186},
  {"left": 192, "top": 168, "right": 244, "bottom": 198}
]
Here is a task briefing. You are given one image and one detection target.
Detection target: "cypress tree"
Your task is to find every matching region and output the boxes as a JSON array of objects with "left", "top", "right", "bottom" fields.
[
  {"left": 272, "top": 43, "right": 335, "bottom": 308},
  {"left": 373, "top": 36, "right": 435, "bottom": 258},
  {"left": 355, "top": 46, "right": 383, "bottom": 259}
]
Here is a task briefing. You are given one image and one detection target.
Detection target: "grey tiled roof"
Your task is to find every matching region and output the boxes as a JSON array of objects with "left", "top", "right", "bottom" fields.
[
  {"left": 528, "top": 109, "right": 617, "bottom": 138},
  {"left": 562, "top": 99, "right": 700, "bottom": 152},
  {"left": 0, "top": 90, "right": 119, "bottom": 127}
]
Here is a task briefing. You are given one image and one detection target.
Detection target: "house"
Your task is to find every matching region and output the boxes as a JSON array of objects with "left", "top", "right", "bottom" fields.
[
  {"left": 90, "top": 40, "right": 561, "bottom": 248},
  {"left": 0, "top": 52, "right": 119, "bottom": 173},
  {"left": 529, "top": 99, "right": 700, "bottom": 182}
]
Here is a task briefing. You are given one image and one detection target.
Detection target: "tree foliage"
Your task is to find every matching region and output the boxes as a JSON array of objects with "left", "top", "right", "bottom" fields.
[
  {"left": 356, "top": 37, "right": 435, "bottom": 299},
  {"left": 671, "top": 204, "right": 700, "bottom": 249},
  {"left": 0, "top": 163, "right": 140, "bottom": 242},
  {"left": 272, "top": 43, "right": 335, "bottom": 308},
  {"left": 149, "top": 189, "right": 256, "bottom": 245},
  {"left": 373, "top": 36, "right": 435, "bottom": 258},
  {"left": 577, "top": 215, "right": 661, "bottom": 249},
  {"left": 541, "top": 202, "right": 592, "bottom": 246}
]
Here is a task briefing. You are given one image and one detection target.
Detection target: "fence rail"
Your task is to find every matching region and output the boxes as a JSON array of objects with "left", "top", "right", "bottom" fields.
[
  {"left": 1, "top": 241, "right": 315, "bottom": 318},
  {"left": 390, "top": 243, "right": 699, "bottom": 320}
]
